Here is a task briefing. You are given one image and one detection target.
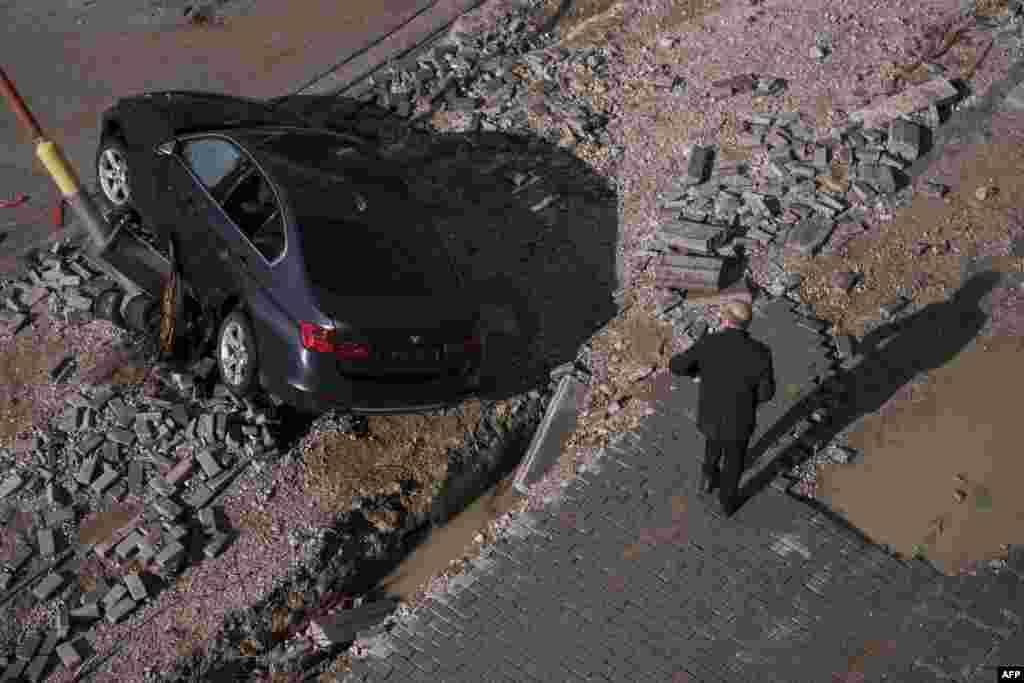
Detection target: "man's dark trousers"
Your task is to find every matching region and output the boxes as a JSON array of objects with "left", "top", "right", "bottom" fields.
[{"left": 703, "top": 437, "right": 749, "bottom": 516}]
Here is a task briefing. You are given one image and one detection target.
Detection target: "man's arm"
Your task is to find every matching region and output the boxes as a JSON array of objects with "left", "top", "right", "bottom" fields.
[
  {"left": 756, "top": 351, "right": 776, "bottom": 404},
  {"left": 669, "top": 337, "right": 704, "bottom": 378}
]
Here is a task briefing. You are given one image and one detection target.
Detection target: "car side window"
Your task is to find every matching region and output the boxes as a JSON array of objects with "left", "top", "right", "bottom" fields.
[
  {"left": 249, "top": 211, "right": 286, "bottom": 262},
  {"left": 181, "top": 138, "right": 245, "bottom": 198}
]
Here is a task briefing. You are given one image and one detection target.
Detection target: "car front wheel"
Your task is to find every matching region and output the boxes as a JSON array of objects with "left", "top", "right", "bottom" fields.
[
  {"left": 217, "top": 309, "right": 259, "bottom": 397},
  {"left": 96, "top": 135, "right": 133, "bottom": 208}
]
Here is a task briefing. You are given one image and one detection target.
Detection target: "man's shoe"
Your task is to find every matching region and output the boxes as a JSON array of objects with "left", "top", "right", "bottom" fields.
[{"left": 697, "top": 473, "right": 715, "bottom": 495}]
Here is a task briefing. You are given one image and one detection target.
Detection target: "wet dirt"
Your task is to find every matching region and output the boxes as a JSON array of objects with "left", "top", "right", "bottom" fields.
[
  {"left": 818, "top": 333, "right": 1024, "bottom": 575},
  {"left": 376, "top": 474, "right": 522, "bottom": 601},
  {"left": 793, "top": 123, "right": 1024, "bottom": 576}
]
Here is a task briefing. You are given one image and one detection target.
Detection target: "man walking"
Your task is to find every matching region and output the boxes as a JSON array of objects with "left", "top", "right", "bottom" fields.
[{"left": 669, "top": 302, "right": 775, "bottom": 517}]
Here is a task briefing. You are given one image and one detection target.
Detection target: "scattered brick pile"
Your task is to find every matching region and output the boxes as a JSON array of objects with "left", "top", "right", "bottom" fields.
[{"left": 0, "top": 236, "right": 299, "bottom": 680}]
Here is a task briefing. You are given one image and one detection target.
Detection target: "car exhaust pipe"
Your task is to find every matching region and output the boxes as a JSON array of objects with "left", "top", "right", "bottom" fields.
[{"left": 0, "top": 65, "right": 116, "bottom": 253}]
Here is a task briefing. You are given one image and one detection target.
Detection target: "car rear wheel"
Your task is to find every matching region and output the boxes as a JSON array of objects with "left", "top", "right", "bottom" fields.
[
  {"left": 217, "top": 309, "right": 259, "bottom": 397},
  {"left": 96, "top": 135, "right": 133, "bottom": 208}
]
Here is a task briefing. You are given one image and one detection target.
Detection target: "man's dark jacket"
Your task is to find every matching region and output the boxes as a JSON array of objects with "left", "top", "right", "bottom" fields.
[{"left": 669, "top": 328, "right": 776, "bottom": 442}]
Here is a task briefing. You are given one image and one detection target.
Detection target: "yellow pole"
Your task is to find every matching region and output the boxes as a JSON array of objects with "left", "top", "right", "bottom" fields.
[{"left": 0, "top": 64, "right": 114, "bottom": 252}]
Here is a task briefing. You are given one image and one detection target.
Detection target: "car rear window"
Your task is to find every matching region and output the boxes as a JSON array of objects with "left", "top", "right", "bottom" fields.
[{"left": 301, "top": 220, "right": 461, "bottom": 297}]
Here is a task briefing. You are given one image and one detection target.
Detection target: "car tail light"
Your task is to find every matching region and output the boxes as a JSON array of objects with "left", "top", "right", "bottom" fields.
[
  {"left": 446, "top": 336, "right": 483, "bottom": 354},
  {"left": 300, "top": 322, "right": 371, "bottom": 360},
  {"left": 300, "top": 322, "right": 335, "bottom": 353}
]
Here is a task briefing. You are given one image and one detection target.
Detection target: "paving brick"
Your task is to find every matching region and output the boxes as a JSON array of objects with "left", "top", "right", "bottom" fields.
[
  {"left": 185, "top": 483, "right": 215, "bottom": 509},
  {"left": 17, "top": 633, "right": 41, "bottom": 660},
  {"left": 77, "top": 433, "right": 104, "bottom": 457},
  {"left": 203, "top": 532, "right": 230, "bottom": 559},
  {"left": 107, "top": 427, "right": 135, "bottom": 447},
  {"left": 126, "top": 460, "right": 144, "bottom": 493},
  {"left": 124, "top": 573, "right": 147, "bottom": 601},
  {"left": 39, "top": 630, "right": 59, "bottom": 656},
  {"left": 154, "top": 540, "right": 185, "bottom": 569},
  {"left": 69, "top": 602, "right": 101, "bottom": 622},
  {"left": 72, "top": 451, "right": 100, "bottom": 486},
  {"left": 37, "top": 528, "right": 56, "bottom": 558},
  {"left": 149, "top": 476, "right": 175, "bottom": 497},
  {"left": 102, "top": 583, "right": 127, "bottom": 608},
  {"left": 196, "top": 449, "right": 222, "bottom": 478},
  {"left": 44, "top": 506, "right": 74, "bottom": 527},
  {"left": 114, "top": 531, "right": 144, "bottom": 560},
  {"left": 56, "top": 641, "right": 82, "bottom": 670},
  {"left": 90, "top": 467, "right": 119, "bottom": 494},
  {"left": 23, "top": 654, "right": 50, "bottom": 683},
  {"left": 153, "top": 497, "right": 184, "bottom": 520},
  {"left": 32, "top": 571, "right": 64, "bottom": 601},
  {"left": 0, "top": 474, "right": 24, "bottom": 500},
  {"left": 106, "top": 596, "right": 137, "bottom": 624},
  {"left": 1, "top": 657, "right": 28, "bottom": 680}
]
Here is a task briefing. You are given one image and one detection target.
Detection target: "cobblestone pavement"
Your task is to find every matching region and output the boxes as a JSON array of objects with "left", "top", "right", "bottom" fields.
[{"left": 343, "top": 358, "right": 1024, "bottom": 682}]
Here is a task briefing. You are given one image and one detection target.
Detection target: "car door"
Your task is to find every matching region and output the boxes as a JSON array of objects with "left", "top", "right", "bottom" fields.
[
  {"left": 211, "top": 156, "right": 286, "bottom": 296},
  {"left": 164, "top": 136, "right": 248, "bottom": 303}
]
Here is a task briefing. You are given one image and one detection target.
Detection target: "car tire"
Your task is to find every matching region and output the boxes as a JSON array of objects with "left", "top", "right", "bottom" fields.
[
  {"left": 95, "top": 135, "right": 134, "bottom": 210},
  {"left": 217, "top": 309, "right": 260, "bottom": 398}
]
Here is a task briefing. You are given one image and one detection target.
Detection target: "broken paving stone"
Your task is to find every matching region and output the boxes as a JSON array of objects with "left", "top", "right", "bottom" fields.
[
  {"left": 106, "top": 596, "right": 137, "bottom": 624},
  {"left": 32, "top": 572, "right": 64, "bottom": 601}
]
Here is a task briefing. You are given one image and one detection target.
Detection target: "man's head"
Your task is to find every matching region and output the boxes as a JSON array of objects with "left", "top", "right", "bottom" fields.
[{"left": 721, "top": 301, "right": 753, "bottom": 330}]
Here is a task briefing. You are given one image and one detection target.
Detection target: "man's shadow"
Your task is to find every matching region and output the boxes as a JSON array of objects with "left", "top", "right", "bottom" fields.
[{"left": 736, "top": 270, "right": 1003, "bottom": 509}]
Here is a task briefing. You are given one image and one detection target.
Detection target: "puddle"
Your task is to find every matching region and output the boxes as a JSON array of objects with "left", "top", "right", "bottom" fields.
[
  {"left": 377, "top": 474, "right": 522, "bottom": 600},
  {"left": 817, "top": 333, "right": 1024, "bottom": 575}
]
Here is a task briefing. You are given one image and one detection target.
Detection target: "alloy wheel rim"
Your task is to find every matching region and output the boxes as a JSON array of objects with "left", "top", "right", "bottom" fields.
[
  {"left": 220, "top": 321, "right": 248, "bottom": 386},
  {"left": 98, "top": 148, "right": 130, "bottom": 205}
]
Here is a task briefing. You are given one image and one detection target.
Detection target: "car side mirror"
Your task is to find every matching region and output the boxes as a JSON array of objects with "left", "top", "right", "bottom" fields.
[{"left": 155, "top": 140, "right": 178, "bottom": 157}]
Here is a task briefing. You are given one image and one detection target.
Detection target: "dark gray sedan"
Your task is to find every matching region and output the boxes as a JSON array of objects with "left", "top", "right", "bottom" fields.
[{"left": 96, "top": 91, "right": 486, "bottom": 415}]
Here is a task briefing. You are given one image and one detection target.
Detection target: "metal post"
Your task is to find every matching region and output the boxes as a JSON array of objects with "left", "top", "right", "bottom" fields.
[{"left": 0, "top": 64, "right": 115, "bottom": 252}]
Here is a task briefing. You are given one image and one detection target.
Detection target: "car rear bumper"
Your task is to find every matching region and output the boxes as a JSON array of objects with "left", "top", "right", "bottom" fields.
[{"left": 261, "top": 356, "right": 483, "bottom": 416}]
